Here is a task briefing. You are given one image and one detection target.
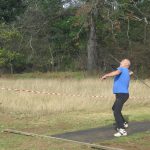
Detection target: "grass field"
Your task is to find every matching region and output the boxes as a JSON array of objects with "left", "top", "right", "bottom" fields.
[{"left": 0, "top": 74, "right": 150, "bottom": 150}]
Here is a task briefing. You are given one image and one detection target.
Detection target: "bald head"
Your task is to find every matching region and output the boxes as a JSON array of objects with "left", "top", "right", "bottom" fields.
[{"left": 120, "top": 59, "right": 131, "bottom": 68}]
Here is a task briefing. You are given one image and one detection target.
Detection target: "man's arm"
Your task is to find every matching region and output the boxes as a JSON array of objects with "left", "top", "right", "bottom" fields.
[{"left": 101, "top": 70, "right": 121, "bottom": 80}]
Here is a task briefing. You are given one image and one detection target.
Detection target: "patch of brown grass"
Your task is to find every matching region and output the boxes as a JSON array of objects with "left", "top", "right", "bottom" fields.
[{"left": 0, "top": 78, "right": 149, "bottom": 115}]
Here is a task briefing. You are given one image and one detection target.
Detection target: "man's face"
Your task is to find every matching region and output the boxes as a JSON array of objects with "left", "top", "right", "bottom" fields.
[
  {"left": 120, "top": 59, "right": 130, "bottom": 68},
  {"left": 120, "top": 60, "right": 125, "bottom": 66}
]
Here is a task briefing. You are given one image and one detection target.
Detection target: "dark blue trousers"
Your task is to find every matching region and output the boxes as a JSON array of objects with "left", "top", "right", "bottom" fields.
[{"left": 112, "top": 93, "right": 129, "bottom": 129}]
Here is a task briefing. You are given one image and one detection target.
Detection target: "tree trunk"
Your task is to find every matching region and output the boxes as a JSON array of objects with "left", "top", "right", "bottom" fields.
[
  {"left": 87, "top": 14, "right": 98, "bottom": 72},
  {"left": 10, "top": 63, "right": 13, "bottom": 74}
]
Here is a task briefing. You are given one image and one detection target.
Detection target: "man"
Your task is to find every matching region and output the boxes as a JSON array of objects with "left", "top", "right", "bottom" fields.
[{"left": 101, "top": 59, "right": 132, "bottom": 137}]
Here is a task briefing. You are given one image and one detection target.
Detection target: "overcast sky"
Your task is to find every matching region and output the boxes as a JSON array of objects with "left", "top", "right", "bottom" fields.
[{"left": 62, "top": 0, "right": 84, "bottom": 8}]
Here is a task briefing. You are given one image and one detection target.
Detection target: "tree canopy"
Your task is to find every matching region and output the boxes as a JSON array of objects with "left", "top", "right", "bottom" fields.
[
  {"left": 0, "top": 0, "right": 150, "bottom": 77},
  {"left": 0, "top": 0, "right": 26, "bottom": 22}
]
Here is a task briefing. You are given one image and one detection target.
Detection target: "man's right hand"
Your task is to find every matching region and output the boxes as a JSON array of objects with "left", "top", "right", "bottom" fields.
[{"left": 101, "top": 75, "right": 107, "bottom": 80}]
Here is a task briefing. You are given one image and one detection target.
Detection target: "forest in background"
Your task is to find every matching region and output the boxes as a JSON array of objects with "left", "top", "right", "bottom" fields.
[{"left": 0, "top": 0, "right": 150, "bottom": 78}]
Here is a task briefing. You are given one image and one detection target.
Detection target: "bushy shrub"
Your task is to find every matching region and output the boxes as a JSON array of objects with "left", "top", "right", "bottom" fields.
[{"left": 0, "top": 48, "right": 26, "bottom": 73}]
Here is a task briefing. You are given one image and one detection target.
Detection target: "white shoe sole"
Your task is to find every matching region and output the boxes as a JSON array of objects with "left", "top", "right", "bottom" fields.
[{"left": 114, "top": 133, "right": 127, "bottom": 137}]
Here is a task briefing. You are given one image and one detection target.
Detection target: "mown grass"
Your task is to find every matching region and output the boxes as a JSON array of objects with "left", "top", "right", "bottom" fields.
[
  {"left": 0, "top": 133, "right": 89, "bottom": 150},
  {"left": 100, "top": 131, "right": 150, "bottom": 150},
  {"left": 0, "top": 108, "right": 150, "bottom": 150}
]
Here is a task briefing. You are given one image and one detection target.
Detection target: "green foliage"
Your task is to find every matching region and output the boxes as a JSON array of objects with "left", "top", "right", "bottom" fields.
[
  {"left": 0, "top": 24, "right": 21, "bottom": 40},
  {"left": 39, "top": 0, "right": 62, "bottom": 16},
  {"left": 0, "top": 48, "right": 26, "bottom": 73},
  {"left": 47, "top": 11, "right": 87, "bottom": 70},
  {"left": 0, "top": 0, "right": 26, "bottom": 22},
  {"left": 0, "top": 0, "right": 149, "bottom": 76}
]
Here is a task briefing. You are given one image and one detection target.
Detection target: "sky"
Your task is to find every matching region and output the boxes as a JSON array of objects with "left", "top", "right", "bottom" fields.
[{"left": 62, "top": 0, "right": 84, "bottom": 8}]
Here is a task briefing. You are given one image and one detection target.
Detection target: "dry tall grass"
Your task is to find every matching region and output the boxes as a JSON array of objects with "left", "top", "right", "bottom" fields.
[{"left": 0, "top": 78, "right": 150, "bottom": 115}]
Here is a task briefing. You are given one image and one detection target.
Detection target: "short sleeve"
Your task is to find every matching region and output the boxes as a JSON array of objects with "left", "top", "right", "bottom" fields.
[{"left": 117, "top": 67, "right": 123, "bottom": 73}]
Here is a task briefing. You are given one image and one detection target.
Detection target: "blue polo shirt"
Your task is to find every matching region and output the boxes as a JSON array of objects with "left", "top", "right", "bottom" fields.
[{"left": 113, "top": 67, "right": 130, "bottom": 94}]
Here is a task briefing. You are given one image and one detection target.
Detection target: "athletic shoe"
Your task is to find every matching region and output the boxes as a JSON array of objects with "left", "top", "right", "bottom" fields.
[
  {"left": 114, "top": 128, "right": 127, "bottom": 137},
  {"left": 124, "top": 122, "right": 128, "bottom": 128},
  {"left": 115, "top": 122, "right": 129, "bottom": 131}
]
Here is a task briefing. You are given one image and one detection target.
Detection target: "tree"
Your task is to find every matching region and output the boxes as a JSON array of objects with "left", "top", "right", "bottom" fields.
[
  {"left": 0, "top": 48, "right": 26, "bottom": 73},
  {"left": 87, "top": 0, "right": 98, "bottom": 71},
  {"left": 0, "top": 0, "right": 150, "bottom": 76},
  {"left": 0, "top": 0, "right": 26, "bottom": 22}
]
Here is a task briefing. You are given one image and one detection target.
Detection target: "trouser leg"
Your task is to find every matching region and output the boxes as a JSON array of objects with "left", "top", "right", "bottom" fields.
[
  {"left": 121, "top": 113, "right": 126, "bottom": 123},
  {"left": 112, "top": 93, "right": 129, "bottom": 129}
]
